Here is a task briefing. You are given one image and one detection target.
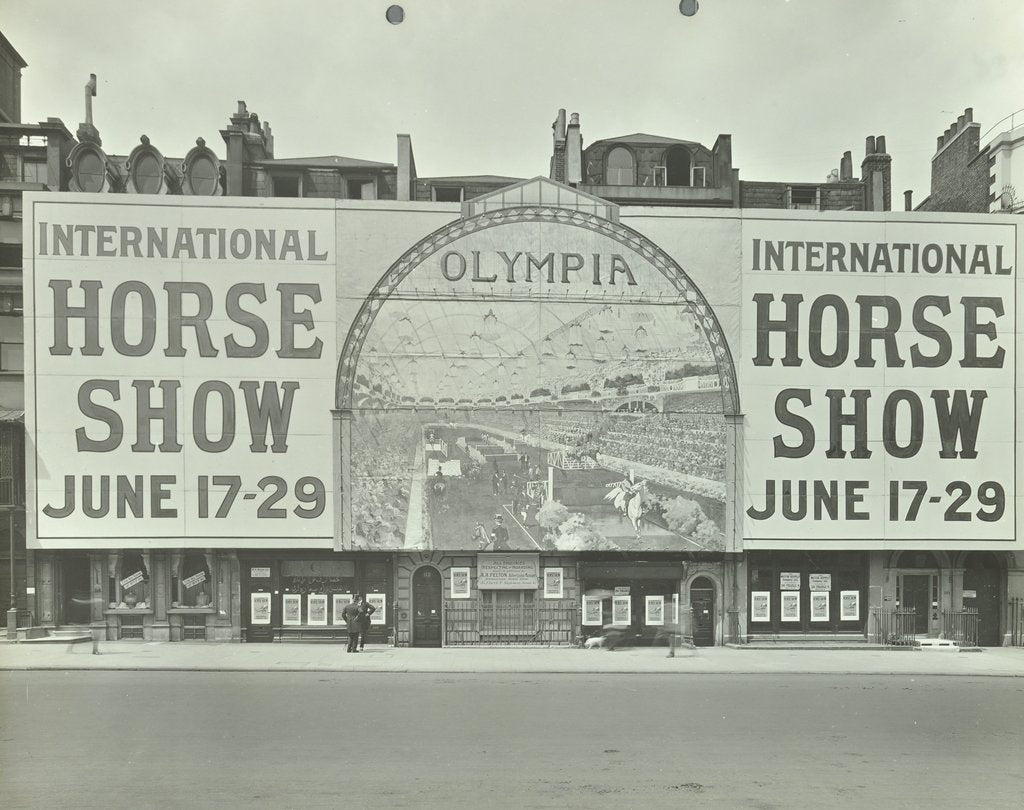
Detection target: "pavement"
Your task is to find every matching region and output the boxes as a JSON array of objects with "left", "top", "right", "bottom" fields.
[{"left": 2, "top": 639, "right": 1024, "bottom": 676}]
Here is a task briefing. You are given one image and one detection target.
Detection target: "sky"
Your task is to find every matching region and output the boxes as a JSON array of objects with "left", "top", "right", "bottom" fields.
[{"left": 2, "top": 0, "right": 1022, "bottom": 203}]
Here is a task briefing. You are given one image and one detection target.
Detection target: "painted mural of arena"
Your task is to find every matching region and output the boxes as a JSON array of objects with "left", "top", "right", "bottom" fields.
[{"left": 348, "top": 297, "right": 727, "bottom": 552}]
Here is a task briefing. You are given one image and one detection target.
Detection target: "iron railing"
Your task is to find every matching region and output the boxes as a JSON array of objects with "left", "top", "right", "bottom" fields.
[
  {"left": 444, "top": 599, "right": 577, "bottom": 646},
  {"left": 1010, "top": 597, "right": 1024, "bottom": 647},
  {"left": 871, "top": 607, "right": 917, "bottom": 646},
  {"left": 941, "top": 608, "right": 979, "bottom": 647}
]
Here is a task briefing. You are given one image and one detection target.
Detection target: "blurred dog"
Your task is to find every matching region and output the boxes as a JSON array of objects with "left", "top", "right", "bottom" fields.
[{"left": 583, "top": 635, "right": 606, "bottom": 649}]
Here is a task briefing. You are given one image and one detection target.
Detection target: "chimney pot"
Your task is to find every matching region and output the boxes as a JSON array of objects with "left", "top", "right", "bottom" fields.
[
  {"left": 569, "top": 112, "right": 579, "bottom": 126},
  {"left": 904, "top": 190, "right": 913, "bottom": 211},
  {"left": 875, "top": 136, "right": 886, "bottom": 154},
  {"left": 237, "top": 100, "right": 247, "bottom": 115},
  {"left": 965, "top": 107, "right": 973, "bottom": 123},
  {"left": 937, "top": 135, "right": 944, "bottom": 150},
  {"left": 865, "top": 136, "right": 876, "bottom": 156},
  {"left": 957, "top": 114, "right": 966, "bottom": 130}
]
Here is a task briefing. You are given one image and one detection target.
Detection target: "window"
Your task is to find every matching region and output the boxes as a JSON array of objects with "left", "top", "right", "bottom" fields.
[
  {"left": 605, "top": 147, "right": 635, "bottom": 185},
  {"left": 21, "top": 158, "right": 47, "bottom": 185},
  {"left": 281, "top": 559, "right": 356, "bottom": 624},
  {"left": 272, "top": 175, "right": 300, "bottom": 197},
  {"left": 665, "top": 147, "right": 691, "bottom": 186},
  {"left": 113, "top": 552, "right": 151, "bottom": 609},
  {"left": 480, "top": 590, "right": 536, "bottom": 636},
  {"left": 433, "top": 186, "right": 463, "bottom": 202},
  {"left": 0, "top": 290, "right": 23, "bottom": 373},
  {"left": 788, "top": 185, "right": 819, "bottom": 209},
  {"left": 175, "top": 554, "right": 213, "bottom": 607},
  {"left": 347, "top": 178, "right": 377, "bottom": 200},
  {"left": 691, "top": 166, "right": 706, "bottom": 187}
]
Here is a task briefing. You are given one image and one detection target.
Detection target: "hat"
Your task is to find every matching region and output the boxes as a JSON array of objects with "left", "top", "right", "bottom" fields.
[{"left": 494, "top": 514, "right": 503, "bottom": 521}]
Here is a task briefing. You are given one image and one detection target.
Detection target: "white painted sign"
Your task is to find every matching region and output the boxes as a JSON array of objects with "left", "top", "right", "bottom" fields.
[
  {"left": 743, "top": 218, "right": 1016, "bottom": 548},
  {"left": 26, "top": 198, "right": 336, "bottom": 549},
  {"left": 119, "top": 571, "right": 144, "bottom": 589},
  {"left": 477, "top": 554, "right": 539, "bottom": 589},
  {"left": 182, "top": 571, "right": 207, "bottom": 589},
  {"left": 809, "top": 574, "right": 832, "bottom": 592},
  {"left": 780, "top": 572, "right": 801, "bottom": 590}
]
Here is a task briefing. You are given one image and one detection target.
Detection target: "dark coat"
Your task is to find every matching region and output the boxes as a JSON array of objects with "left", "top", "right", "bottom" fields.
[
  {"left": 341, "top": 601, "right": 362, "bottom": 633},
  {"left": 358, "top": 601, "right": 377, "bottom": 632}
]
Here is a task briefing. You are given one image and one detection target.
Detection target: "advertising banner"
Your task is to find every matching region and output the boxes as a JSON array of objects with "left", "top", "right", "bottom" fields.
[
  {"left": 26, "top": 198, "right": 336, "bottom": 549},
  {"left": 743, "top": 217, "right": 1017, "bottom": 548}
]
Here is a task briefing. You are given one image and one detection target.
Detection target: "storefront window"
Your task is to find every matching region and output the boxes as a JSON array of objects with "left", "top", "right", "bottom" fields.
[
  {"left": 281, "top": 559, "right": 355, "bottom": 624},
  {"left": 747, "top": 552, "right": 866, "bottom": 631},
  {"left": 116, "top": 552, "right": 150, "bottom": 609},
  {"left": 177, "top": 554, "right": 213, "bottom": 607}
]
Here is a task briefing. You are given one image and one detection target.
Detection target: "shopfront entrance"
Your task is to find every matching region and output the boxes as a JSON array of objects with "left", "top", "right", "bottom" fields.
[
  {"left": 690, "top": 577, "right": 715, "bottom": 647},
  {"left": 412, "top": 566, "right": 442, "bottom": 647},
  {"left": 59, "top": 553, "right": 91, "bottom": 625}
]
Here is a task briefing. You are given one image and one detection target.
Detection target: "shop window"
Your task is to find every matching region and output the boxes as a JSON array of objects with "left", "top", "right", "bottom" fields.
[
  {"left": 175, "top": 554, "right": 213, "bottom": 607},
  {"left": 113, "top": 552, "right": 150, "bottom": 609},
  {"left": 281, "top": 559, "right": 356, "bottom": 624},
  {"left": 605, "top": 147, "right": 635, "bottom": 185}
]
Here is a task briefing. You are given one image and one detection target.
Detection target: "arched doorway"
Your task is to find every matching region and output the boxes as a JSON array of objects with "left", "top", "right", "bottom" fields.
[
  {"left": 963, "top": 552, "right": 1002, "bottom": 646},
  {"left": 665, "top": 147, "right": 692, "bottom": 186},
  {"left": 412, "top": 566, "right": 443, "bottom": 647},
  {"left": 690, "top": 576, "right": 715, "bottom": 646}
]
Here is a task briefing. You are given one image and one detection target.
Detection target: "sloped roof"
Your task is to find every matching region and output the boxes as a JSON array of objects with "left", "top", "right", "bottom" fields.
[
  {"left": 260, "top": 155, "right": 394, "bottom": 170},
  {"left": 591, "top": 133, "right": 699, "bottom": 147},
  {"left": 421, "top": 174, "right": 525, "bottom": 184}
]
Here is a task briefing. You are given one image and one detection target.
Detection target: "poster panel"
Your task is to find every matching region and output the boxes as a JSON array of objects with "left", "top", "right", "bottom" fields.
[
  {"left": 810, "top": 592, "right": 829, "bottom": 622},
  {"left": 477, "top": 554, "right": 539, "bottom": 589},
  {"left": 282, "top": 594, "right": 302, "bottom": 625},
  {"left": 543, "top": 568, "right": 564, "bottom": 599},
  {"left": 450, "top": 568, "right": 471, "bottom": 599},
  {"left": 582, "top": 595, "right": 603, "bottom": 626},
  {"left": 612, "top": 595, "right": 631, "bottom": 626},
  {"left": 751, "top": 591, "right": 771, "bottom": 622},
  {"left": 742, "top": 217, "right": 1016, "bottom": 548},
  {"left": 345, "top": 214, "right": 730, "bottom": 553},
  {"left": 808, "top": 574, "right": 832, "bottom": 592},
  {"left": 840, "top": 590, "right": 861, "bottom": 621},
  {"left": 779, "top": 572, "right": 800, "bottom": 590},
  {"left": 645, "top": 595, "right": 665, "bottom": 625},
  {"left": 366, "top": 593, "right": 386, "bottom": 625},
  {"left": 332, "top": 593, "right": 353, "bottom": 624},
  {"left": 26, "top": 198, "right": 337, "bottom": 549},
  {"left": 250, "top": 593, "right": 271, "bottom": 625},
  {"left": 307, "top": 594, "right": 328, "bottom": 626},
  {"left": 781, "top": 591, "right": 800, "bottom": 622}
]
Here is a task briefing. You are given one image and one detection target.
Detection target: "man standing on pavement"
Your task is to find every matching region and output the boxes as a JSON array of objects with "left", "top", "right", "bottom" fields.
[
  {"left": 358, "top": 596, "right": 377, "bottom": 651},
  {"left": 342, "top": 595, "right": 363, "bottom": 652}
]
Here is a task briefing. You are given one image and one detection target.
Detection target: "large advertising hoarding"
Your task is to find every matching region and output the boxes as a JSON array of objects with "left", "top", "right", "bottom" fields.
[
  {"left": 742, "top": 215, "right": 1018, "bottom": 548},
  {"left": 26, "top": 197, "right": 336, "bottom": 549},
  {"left": 339, "top": 204, "right": 736, "bottom": 553}
]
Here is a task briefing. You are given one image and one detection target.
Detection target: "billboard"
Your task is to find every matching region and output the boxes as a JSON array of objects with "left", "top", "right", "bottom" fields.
[
  {"left": 742, "top": 216, "right": 1018, "bottom": 548},
  {"left": 340, "top": 205, "right": 735, "bottom": 553},
  {"left": 26, "top": 197, "right": 336, "bottom": 549}
]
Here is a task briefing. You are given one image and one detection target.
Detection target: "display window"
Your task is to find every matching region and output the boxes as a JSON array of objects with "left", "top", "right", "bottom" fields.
[
  {"left": 280, "top": 559, "right": 356, "bottom": 624},
  {"left": 747, "top": 552, "right": 866, "bottom": 632},
  {"left": 173, "top": 554, "right": 213, "bottom": 608},
  {"left": 109, "top": 551, "right": 151, "bottom": 609}
]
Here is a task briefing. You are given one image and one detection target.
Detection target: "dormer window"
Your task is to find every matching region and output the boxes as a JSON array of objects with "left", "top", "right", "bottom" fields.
[
  {"left": 666, "top": 147, "right": 692, "bottom": 187},
  {"left": 787, "top": 185, "right": 820, "bottom": 210},
  {"left": 605, "top": 147, "right": 635, "bottom": 185}
]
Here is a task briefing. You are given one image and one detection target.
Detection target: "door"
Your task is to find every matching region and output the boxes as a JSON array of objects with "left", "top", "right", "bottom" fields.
[
  {"left": 964, "top": 567, "right": 1001, "bottom": 646},
  {"left": 412, "top": 567, "right": 442, "bottom": 647},
  {"left": 60, "top": 553, "right": 92, "bottom": 625},
  {"left": 243, "top": 561, "right": 276, "bottom": 642},
  {"left": 690, "top": 578, "right": 715, "bottom": 647},
  {"left": 902, "top": 574, "right": 931, "bottom": 635}
]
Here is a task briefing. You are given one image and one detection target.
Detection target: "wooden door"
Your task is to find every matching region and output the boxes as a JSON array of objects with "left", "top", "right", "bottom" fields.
[{"left": 412, "top": 567, "right": 443, "bottom": 647}]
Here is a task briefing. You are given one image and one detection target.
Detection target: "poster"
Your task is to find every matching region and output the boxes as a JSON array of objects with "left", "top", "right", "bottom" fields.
[
  {"left": 543, "top": 568, "right": 564, "bottom": 599},
  {"left": 366, "top": 593, "right": 386, "bottom": 625},
  {"left": 840, "top": 590, "right": 861, "bottom": 621},
  {"left": 810, "top": 592, "right": 829, "bottom": 622},
  {"left": 582, "top": 596, "right": 603, "bottom": 626},
  {"left": 645, "top": 595, "right": 665, "bottom": 626},
  {"left": 307, "top": 594, "right": 327, "bottom": 625},
  {"left": 282, "top": 594, "right": 302, "bottom": 626},
  {"left": 779, "top": 572, "right": 800, "bottom": 590},
  {"left": 808, "top": 574, "right": 832, "bottom": 592},
  {"left": 743, "top": 218, "right": 1016, "bottom": 547},
  {"left": 26, "top": 199, "right": 337, "bottom": 549},
  {"left": 332, "top": 594, "right": 353, "bottom": 625},
  {"left": 450, "top": 568, "right": 471, "bottom": 599},
  {"left": 612, "top": 595, "right": 631, "bottom": 626},
  {"left": 781, "top": 591, "right": 800, "bottom": 622},
  {"left": 477, "top": 554, "right": 539, "bottom": 589},
  {"left": 751, "top": 591, "right": 771, "bottom": 622},
  {"left": 249, "top": 593, "right": 271, "bottom": 625}
]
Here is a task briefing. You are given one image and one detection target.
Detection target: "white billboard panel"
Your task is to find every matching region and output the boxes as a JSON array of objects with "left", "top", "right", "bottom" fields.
[
  {"left": 26, "top": 197, "right": 336, "bottom": 549},
  {"left": 742, "top": 216, "right": 1017, "bottom": 548}
]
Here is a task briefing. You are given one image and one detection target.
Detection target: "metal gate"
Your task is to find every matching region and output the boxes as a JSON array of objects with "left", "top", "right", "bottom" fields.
[{"left": 444, "top": 599, "right": 576, "bottom": 645}]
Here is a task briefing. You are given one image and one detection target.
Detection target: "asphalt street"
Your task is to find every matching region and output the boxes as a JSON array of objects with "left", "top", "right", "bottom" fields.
[{"left": 2, "top": 671, "right": 1022, "bottom": 809}]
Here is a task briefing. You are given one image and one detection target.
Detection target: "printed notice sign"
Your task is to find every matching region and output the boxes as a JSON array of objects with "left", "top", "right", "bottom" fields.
[
  {"left": 477, "top": 554, "right": 539, "bottom": 589},
  {"left": 26, "top": 199, "right": 336, "bottom": 549},
  {"left": 743, "top": 219, "right": 1016, "bottom": 547}
]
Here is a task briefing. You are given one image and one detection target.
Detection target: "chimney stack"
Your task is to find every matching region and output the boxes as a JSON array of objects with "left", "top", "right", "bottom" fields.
[
  {"left": 566, "top": 112, "right": 582, "bottom": 186},
  {"left": 550, "top": 108, "right": 568, "bottom": 182},
  {"left": 904, "top": 189, "right": 913, "bottom": 211}
]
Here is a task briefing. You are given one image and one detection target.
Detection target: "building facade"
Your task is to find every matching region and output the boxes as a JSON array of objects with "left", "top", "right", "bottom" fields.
[{"left": 3, "top": 40, "right": 1022, "bottom": 649}]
